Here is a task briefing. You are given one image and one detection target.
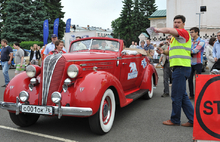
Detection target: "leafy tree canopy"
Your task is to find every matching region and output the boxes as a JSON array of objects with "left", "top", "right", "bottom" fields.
[{"left": 111, "top": 0, "right": 157, "bottom": 46}]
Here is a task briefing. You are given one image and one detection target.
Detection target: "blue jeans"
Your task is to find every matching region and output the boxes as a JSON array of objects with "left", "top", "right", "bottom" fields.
[
  {"left": 170, "top": 67, "right": 194, "bottom": 124},
  {"left": 1, "top": 61, "right": 11, "bottom": 85}
]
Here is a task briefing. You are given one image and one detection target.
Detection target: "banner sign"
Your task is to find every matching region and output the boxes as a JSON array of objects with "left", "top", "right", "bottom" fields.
[
  {"left": 193, "top": 74, "right": 220, "bottom": 141},
  {"left": 43, "top": 19, "right": 49, "bottom": 46},
  {"left": 53, "top": 18, "right": 59, "bottom": 38},
  {"left": 65, "top": 18, "right": 71, "bottom": 33}
]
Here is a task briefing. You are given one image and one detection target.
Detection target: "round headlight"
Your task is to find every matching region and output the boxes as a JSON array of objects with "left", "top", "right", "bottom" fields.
[
  {"left": 51, "top": 92, "right": 62, "bottom": 104},
  {"left": 67, "top": 65, "right": 79, "bottom": 78},
  {"left": 19, "top": 91, "right": 29, "bottom": 102},
  {"left": 26, "top": 65, "right": 36, "bottom": 78}
]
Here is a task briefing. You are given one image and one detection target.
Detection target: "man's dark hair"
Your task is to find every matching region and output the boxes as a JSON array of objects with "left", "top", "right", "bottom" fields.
[
  {"left": 146, "top": 39, "right": 151, "bottom": 41},
  {"left": 209, "top": 37, "right": 216, "bottom": 46},
  {"left": 190, "top": 27, "right": 200, "bottom": 36},
  {"left": 1, "top": 39, "right": 8, "bottom": 44},
  {"left": 76, "top": 36, "right": 81, "bottom": 39},
  {"left": 14, "top": 42, "right": 20, "bottom": 47},
  {"left": 173, "top": 15, "right": 186, "bottom": 23}
]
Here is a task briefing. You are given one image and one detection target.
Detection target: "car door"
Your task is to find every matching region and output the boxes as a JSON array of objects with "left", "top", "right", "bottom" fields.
[{"left": 119, "top": 54, "right": 144, "bottom": 91}]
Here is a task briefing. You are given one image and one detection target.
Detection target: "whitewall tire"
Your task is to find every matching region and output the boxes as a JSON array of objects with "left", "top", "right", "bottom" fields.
[
  {"left": 89, "top": 89, "right": 116, "bottom": 135},
  {"left": 143, "top": 76, "right": 154, "bottom": 99}
]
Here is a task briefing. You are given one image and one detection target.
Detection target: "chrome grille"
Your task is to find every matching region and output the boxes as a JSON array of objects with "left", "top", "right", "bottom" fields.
[{"left": 42, "top": 53, "right": 62, "bottom": 105}]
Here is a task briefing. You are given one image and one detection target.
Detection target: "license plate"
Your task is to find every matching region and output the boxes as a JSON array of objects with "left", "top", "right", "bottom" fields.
[{"left": 21, "top": 105, "right": 53, "bottom": 115}]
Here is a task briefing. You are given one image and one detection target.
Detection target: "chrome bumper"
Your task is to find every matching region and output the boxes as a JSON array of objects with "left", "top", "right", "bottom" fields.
[{"left": 0, "top": 99, "right": 93, "bottom": 119}]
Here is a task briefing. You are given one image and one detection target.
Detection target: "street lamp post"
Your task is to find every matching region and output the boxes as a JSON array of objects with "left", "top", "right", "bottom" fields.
[
  {"left": 196, "top": 6, "right": 206, "bottom": 30},
  {"left": 196, "top": 12, "right": 204, "bottom": 30}
]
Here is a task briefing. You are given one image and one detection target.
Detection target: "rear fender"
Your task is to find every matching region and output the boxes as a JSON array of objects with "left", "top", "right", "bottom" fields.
[{"left": 63, "top": 71, "right": 126, "bottom": 115}]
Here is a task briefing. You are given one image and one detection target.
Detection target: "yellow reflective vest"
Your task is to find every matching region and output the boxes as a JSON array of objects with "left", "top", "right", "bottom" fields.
[{"left": 169, "top": 32, "right": 191, "bottom": 67}]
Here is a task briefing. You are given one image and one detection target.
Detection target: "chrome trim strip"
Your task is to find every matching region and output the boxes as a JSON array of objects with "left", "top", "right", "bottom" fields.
[
  {"left": 68, "top": 58, "right": 117, "bottom": 62},
  {"left": 0, "top": 101, "right": 93, "bottom": 117},
  {"left": 42, "top": 54, "right": 62, "bottom": 105},
  {"left": 68, "top": 56, "right": 143, "bottom": 62},
  {"left": 121, "top": 57, "right": 143, "bottom": 59}
]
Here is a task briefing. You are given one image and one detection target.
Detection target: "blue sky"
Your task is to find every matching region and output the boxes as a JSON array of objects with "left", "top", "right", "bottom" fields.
[{"left": 61, "top": 0, "right": 167, "bottom": 29}]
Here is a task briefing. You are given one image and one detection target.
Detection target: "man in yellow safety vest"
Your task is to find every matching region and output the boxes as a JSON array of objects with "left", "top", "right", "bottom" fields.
[{"left": 155, "top": 15, "right": 194, "bottom": 127}]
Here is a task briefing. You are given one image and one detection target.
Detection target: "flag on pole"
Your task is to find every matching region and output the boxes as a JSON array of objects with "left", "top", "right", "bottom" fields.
[
  {"left": 43, "top": 19, "right": 49, "bottom": 46},
  {"left": 53, "top": 18, "right": 59, "bottom": 38},
  {"left": 65, "top": 18, "right": 71, "bottom": 33}
]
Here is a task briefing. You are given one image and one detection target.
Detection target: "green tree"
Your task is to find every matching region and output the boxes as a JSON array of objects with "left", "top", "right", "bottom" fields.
[
  {"left": 0, "top": 0, "right": 10, "bottom": 38},
  {"left": 112, "top": 0, "right": 157, "bottom": 45},
  {"left": 31, "top": 0, "right": 49, "bottom": 41},
  {"left": 131, "top": 0, "right": 144, "bottom": 42},
  {"left": 139, "top": 0, "right": 157, "bottom": 33},
  {"left": 43, "top": 0, "right": 65, "bottom": 41},
  {"left": 1, "top": 0, "right": 35, "bottom": 43},
  {"left": 111, "top": 18, "right": 121, "bottom": 39},
  {"left": 112, "top": 0, "right": 133, "bottom": 46}
]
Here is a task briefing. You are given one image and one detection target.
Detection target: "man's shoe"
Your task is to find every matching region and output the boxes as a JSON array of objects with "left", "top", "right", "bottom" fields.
[
  {"left": 181, "top": 122, "right": 193, "bottom": 127},
  {"left": 161, "top": 93, "right": 169, "bottom": 97},
  {"left": 1, "top": 84, "right": 7, "bottom": 87},
  {"left": 189, "top": 96, "right": 194, "bottom": 100},
  {"left": 163, "top": 120, "right": 180, "bottom": 126}
]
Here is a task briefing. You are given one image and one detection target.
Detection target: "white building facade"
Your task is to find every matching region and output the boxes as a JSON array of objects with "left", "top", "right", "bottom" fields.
[
  {"left": 167, "top": 0, "right": 220, "bottom": 39},
  {"left": 149, "top": 0, "right": 220, "bottom": 42}
]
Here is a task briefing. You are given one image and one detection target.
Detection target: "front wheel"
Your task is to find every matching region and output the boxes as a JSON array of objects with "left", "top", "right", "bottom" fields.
[
  {"left": 143, "top": 76, "right": 154, "bottom": 99},
  {"left": 89, "top": 89, "right": 116, "bottom": 135},
  {"left": 9, "top": 112, "right": 40, "bottom": 127}
]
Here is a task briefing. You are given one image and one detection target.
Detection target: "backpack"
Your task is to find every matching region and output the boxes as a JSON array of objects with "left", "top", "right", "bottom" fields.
[{"left": 21, "top": 48, "right": 28, "bottom": 56}]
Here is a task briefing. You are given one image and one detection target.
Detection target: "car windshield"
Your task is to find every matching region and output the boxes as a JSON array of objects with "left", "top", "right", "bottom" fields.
[{"left": 70, "top": 39, "right": 120, "bottom": 52}]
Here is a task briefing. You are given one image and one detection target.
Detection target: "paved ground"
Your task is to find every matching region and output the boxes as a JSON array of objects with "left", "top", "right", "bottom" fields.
[{"left": 0, "top": 68, "right": 209, "bottom": 142}]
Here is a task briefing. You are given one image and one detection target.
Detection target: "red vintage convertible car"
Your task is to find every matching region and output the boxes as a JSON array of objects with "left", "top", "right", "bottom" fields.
[{"left": 0, "top": 37, "right": 158, "bottom": 134}]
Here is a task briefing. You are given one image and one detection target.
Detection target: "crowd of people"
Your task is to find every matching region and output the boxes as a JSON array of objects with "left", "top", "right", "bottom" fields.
[
  {"left": 0, "top": 34, "right": 68, "bottom": 87},
  {"left": 127, "top": 15, "right": 220, "bottom": 128}
]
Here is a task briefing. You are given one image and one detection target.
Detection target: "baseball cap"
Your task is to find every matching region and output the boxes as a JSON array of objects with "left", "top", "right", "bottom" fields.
[{"left": 51, "top": 34, "right": 57, "bottom": 38}]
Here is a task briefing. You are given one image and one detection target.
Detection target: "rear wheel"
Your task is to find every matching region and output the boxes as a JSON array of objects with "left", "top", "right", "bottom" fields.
[
  {"left": 9, "top": 112, "right": 40, "bottom": 127},
  {"left": 89, "top": 89, "right": 116, "bottom": 135},
  {"left": 143, "top": 76, "right": 154, "bottom": 99}
]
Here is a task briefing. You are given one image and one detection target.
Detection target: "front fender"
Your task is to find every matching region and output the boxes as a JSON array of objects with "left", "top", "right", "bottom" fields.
[
  {"left": 62, "top": 71, "right": 126, "bottom": 115},
  {"left": 140, "top": 64, "right": 158, "bottom": 90},
  {"left": 4, "top": 72, "right": 40, "bottom": 105}
]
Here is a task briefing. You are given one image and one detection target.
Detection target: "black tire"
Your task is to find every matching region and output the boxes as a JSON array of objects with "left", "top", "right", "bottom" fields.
[
  {"left": 89, "top": 89, "right": 116, "bottom": 135},
  {"left": 9, "top": 112, "right": 40, "bottom": 127},
  {"left": 143, "top": 76, "right": 154, "bottom": 100}
]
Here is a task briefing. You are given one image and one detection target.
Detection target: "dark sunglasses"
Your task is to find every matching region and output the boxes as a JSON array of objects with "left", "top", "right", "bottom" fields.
[{"left": 217, "top": 35, "right": 220, "bottom": 37}]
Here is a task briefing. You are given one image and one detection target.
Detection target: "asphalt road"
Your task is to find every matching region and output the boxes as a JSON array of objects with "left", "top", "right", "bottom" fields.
[{"left": 0, "top": 68, "right": 209, "bottom": 142}]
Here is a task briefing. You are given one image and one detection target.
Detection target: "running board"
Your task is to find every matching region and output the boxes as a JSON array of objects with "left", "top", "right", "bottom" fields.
[{"left": 126, "top": 89, "right": 149, "bottom": 101}]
